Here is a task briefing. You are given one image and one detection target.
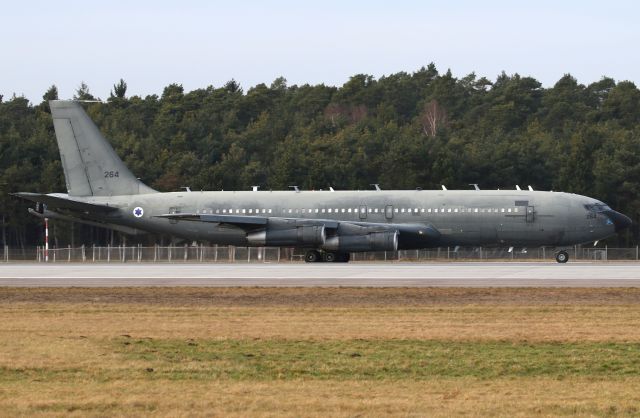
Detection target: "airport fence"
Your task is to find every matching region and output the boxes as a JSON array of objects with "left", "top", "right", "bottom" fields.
[{"left": 1, "top": 244, "right": 639, "bottom": 263}]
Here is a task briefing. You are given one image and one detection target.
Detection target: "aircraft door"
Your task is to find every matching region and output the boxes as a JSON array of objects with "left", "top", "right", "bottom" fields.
[
  {"left": 385, "top": 205, "right": 394, "bottom": 220},
  {"left": 526, "top": 206, "right": 535, "bottom": 223},
  {"left": 359, "top": 205, "right": 367, "bottom": 220}
]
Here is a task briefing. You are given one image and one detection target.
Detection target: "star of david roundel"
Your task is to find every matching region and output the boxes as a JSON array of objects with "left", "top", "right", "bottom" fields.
[{"left": 133, "top": 207, "right": 144, "bottom": 218}]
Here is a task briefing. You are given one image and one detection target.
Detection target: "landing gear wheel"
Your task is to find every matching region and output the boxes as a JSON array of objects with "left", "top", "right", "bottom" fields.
[
  {"left": 305, "top": 250, "right": 321, "bottom": 263},
  {"left": 323, "top": 252, "right": 337, "bottom": 262},
  {"left": 555, "top": 250, "right": 569, "bottom": 263}
]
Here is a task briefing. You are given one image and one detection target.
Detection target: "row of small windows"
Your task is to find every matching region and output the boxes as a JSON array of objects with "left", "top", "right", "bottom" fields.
[
  {"left": 200, "top": 207, "right": 520, "bottom": 215},
  {"left": 213, "top": 208, "right": 272, "bottom": 214}
]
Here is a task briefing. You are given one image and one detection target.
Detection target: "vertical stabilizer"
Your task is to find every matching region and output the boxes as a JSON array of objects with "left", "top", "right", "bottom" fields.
[{"left": 49, "top": 100, "right": 156, "bottom": 196}]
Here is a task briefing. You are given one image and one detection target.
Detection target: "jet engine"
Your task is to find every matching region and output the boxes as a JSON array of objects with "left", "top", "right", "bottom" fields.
[
  {"left": 246, "top": 225, "right": 326, "bottom": 247},
  {"left": 322, "top": 231, "right": 398, "bottom": 252}
]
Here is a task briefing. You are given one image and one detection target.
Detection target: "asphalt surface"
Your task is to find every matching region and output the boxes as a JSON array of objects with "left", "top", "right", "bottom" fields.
[{"left": 0, "top": 262, "right": 639, "bottom": 287}]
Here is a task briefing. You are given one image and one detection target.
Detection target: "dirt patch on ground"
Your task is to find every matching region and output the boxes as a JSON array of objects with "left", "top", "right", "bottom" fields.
[{"left": 1, "top": 287, "right": 640, "bottom": 306}]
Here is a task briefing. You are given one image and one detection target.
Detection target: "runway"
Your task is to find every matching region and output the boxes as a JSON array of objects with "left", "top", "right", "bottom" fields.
[{"left": 1, "top": 262, "right": 640, "bottom": 287}]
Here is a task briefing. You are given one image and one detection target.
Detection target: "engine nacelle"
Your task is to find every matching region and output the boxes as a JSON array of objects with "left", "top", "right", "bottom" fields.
[
  {"left": 247, "top": 226, "right": 326, "bottom": 247},
  {"left": 322, "top": 231, "right": 398, "bottom": 252}
]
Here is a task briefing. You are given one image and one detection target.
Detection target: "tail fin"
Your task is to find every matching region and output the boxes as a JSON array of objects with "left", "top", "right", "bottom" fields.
[{"left": 50, "top": 100, "right": 156, "bottom": 196}]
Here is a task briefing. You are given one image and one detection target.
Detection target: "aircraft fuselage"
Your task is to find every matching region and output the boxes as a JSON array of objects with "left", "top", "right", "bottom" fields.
[{"left": 79, "top": 189, "right": 625, "bottom": 249}]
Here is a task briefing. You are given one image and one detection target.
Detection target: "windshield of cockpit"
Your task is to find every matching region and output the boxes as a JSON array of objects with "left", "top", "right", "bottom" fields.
[{"left": 584, "top": 203, "right": 611, "bottom": 212}]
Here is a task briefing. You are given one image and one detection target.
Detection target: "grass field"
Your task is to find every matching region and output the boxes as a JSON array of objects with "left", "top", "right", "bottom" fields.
[{"left": 1, "top": 288, "right": 640, "bottom": 416}]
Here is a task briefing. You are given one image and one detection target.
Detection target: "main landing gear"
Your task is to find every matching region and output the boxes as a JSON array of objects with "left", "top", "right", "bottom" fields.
[
  {"left": 304, "top": 250, "right": 351, "bottom": 263},
  {"left": 555, "top": 250, "right": 569, "bottom": 263}
]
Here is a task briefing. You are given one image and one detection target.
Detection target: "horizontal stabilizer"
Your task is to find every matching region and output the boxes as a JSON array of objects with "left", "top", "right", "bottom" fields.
[
  {"left": 12, "top": 192, "right": 118, "bottom": 213},
  {"left": 28, "top": 208, "right": 143, "bottom": 235}
]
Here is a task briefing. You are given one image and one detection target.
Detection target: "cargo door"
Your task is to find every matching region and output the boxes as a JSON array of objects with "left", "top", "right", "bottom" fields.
[{"left": 526, "top": 206, "right": 535, "bottom": 223}]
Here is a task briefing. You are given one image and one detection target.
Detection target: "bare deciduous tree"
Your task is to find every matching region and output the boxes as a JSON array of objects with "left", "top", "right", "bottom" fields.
[
  {"left": 421, "top": 99, "right": 447, "bottom": 137},
  {"left": 324, "top": 103, "right": 347, "bottom": 127},
  {"left": 324, "top": 104, "right": 368, "bottom": 126}
]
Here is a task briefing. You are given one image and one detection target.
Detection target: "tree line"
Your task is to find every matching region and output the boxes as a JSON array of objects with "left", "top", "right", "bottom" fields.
[{"left": 1, "top": 63, "right": 639, "bottom": 247}]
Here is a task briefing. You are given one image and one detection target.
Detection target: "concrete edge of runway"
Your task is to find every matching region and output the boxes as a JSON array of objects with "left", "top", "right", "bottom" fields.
[
  {"left": 2, "top": 278, "right": 640, "bottom": 288},
  {"left": 1, "top": 262, "right": 639, "bottom": 287}
]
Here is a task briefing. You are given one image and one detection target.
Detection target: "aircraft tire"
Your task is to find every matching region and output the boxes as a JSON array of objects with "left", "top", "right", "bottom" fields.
[
  {"left": 305, "top": 250, "right": 321, "bottom": 263},
  {"left": 555, "top": 250, "right": 569, "bottom": 263},
  {"left": 323, "top": 252, "right": 337, "bottom": 262}
]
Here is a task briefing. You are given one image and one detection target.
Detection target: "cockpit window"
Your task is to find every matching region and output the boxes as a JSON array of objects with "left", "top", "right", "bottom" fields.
[{"left": 584, "top": 203, "right": 610, "bottom": 212}]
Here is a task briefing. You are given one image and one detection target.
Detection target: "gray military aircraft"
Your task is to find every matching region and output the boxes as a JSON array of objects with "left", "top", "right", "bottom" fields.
[{"left": 15, "top": 100, "right": 631, "bottom": 263}]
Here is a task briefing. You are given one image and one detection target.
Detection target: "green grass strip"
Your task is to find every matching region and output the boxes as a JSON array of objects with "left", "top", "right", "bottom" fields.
[{"left": 114, "top": 339, "right": 640, "bottom": 381}]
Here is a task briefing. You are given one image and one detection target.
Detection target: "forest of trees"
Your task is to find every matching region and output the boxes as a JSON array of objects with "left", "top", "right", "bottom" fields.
[{"left": 1, "top": 63, "right": 640, "bottom": 247}]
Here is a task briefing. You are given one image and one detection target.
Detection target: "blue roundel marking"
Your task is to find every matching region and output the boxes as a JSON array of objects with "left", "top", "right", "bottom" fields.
[{"left": 133, "top": 207, "right": 144, "bottom": 218}]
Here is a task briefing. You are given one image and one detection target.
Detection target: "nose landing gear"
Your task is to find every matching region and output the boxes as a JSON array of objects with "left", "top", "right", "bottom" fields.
[{"left": 555, "top": 250, "right": 569, "bottom": 263}]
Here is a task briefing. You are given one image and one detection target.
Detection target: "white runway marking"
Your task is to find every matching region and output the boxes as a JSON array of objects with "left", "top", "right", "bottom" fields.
[{"left": 0, "top": 262, "right": 639, "bottom": 287}]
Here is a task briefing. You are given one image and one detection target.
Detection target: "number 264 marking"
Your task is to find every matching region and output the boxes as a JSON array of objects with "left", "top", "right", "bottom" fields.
[{"left": 104, "top": 171, "right": 119, "bottom": 178}]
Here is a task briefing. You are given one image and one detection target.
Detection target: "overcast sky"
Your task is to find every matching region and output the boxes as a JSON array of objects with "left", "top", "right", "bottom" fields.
[{"left": 2, "top": 0, "right": 638, "bottom": 102}]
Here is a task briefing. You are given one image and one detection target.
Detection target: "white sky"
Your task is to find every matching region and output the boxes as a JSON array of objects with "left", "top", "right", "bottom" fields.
[{"left": 2, "top": 0, "right": 639, "bottom": 102}]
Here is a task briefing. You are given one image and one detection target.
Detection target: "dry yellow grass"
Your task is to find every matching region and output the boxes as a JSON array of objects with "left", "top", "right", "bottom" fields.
[
  {"left": 3, "top": 378, "right": 640, "bottom": 417},
  {"left": 1, "top": 287, "right": 640, "bottom": 417},
  {"left": 1, "top": 304, "right": 640, "bottom": 342}
]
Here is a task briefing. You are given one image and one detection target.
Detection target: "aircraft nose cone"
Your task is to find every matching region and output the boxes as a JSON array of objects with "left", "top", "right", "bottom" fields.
[{"left": 605, "top": 210, "right": 632, "bottom": 232}]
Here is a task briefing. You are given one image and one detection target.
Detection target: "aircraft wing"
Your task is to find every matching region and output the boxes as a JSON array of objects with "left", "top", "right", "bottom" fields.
[
  {"left": 12, "top": 192, "right": 118, "bottom": 213},
  {"left": 153, "top": 213, "right": 438, "bottom": 239},
  {"left": 154, "top": 213, "right": 339, "bottom": 229},
  {"left": 155, "top": 213, "right": 268, "bottom": 226}
]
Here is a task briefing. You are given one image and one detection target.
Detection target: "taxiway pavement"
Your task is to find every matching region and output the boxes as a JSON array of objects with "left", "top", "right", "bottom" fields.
[{"left": 0, "top": 262, "right": 639, "bottom": 287}]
